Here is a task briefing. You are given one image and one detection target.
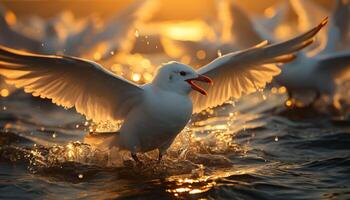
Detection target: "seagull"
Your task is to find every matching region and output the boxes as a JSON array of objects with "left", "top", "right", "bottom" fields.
[
  {"left": 0, "top": 20, "right": 325, "bottom": 163},
  {"left": 0, "top": 5, "right": 41, "bottom": 52},
  {"left": 81, "top": 0, "right": 159, "bottom": 61},
  {"left": 273, "top": 0, "right": 350, "bottom": 108}
]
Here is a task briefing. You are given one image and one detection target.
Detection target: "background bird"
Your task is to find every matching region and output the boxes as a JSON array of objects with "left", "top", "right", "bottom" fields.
[{"left": 272, "top": 0, "right": 350, "bottom": 109}]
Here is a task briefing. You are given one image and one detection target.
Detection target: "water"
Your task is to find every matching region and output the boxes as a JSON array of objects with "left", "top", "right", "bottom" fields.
[{"left": 1, "top": 90, "right": 350, "bottom": 200}]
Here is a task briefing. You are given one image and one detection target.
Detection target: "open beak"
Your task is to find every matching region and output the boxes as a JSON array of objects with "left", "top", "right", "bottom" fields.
[{"left": 185, "top": 74, "right": 213, "bottom": 95}]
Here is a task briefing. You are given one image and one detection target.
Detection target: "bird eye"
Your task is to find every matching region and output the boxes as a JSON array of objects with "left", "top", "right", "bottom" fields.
[{"left": 179, "top": 71, "right": 187, "bottom": 76}]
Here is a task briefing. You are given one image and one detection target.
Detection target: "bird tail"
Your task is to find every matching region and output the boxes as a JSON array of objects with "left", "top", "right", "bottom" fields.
[{"left": 84, "top": 131, "right": 121, "bottom": 151}]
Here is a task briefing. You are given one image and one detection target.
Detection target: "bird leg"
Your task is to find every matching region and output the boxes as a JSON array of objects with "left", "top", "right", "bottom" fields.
[{"left": 131, "top": 152, "right": 142, "bottom": 165}]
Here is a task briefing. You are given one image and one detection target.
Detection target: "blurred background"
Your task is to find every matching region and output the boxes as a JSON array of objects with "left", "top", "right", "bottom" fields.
[
  {"left": 2, "top": 0, "right": 334, "bottom": 19},
  {"left": 2, "top": 1, "right": 350, "bottom": 199}
]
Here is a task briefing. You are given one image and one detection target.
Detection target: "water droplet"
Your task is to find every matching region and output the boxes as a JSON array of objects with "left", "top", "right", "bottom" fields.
[
  {"left": 274, "top": 136, "right": 279, "bottom": 142},
  {"left": 217, "top": 49, "right": 222, "bottom": 57},
  {"left": 52, "top": 133, "right": 56, "bottom": 138},
  {"left": 78, "top": 174, "right": 83, "bottom": 179},
  {"left": 134, "top": 30, "right": 139, "bottom": 38},
  {"left": 131, "top": 73, "right": 141, "bottom": 82}
]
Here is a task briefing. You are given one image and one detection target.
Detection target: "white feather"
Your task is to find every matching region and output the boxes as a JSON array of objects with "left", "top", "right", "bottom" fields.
[
  {"left": 0, "top": 47, "right": 143, "bottom": 123},
  {"left": 191, "top": 19, "right": 327, "bottom": 113}
]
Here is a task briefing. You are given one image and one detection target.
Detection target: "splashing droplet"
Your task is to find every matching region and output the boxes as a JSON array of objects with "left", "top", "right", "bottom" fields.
[
  {"left": 132, "top": 73, "right": 141, "bottom": 82},
  {"left": 217, "top": 49, "right": 222, "bottom": 57},
  {"left": 134, "top": 30, "right": 139, "bottom": 38}
]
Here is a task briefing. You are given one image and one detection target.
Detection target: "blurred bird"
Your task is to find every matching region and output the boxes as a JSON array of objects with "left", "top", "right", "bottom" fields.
[
  {"left": 274, "top": 1, "right": 350, "bottom": 109},
  {"left": 256, "top": 0, "right": 328, "bottom": 46},
  {"left": 38, "top": 11, "right": 96, "bottom": 55},
  {"left": 81, "top": 0, "right": 160, "bottom": 61},
  {"left": 0, "top": 5, "right": 41, "bottom": 52},
  {"left": 0, "top": 20, "right": 325, "bottom": 163}
]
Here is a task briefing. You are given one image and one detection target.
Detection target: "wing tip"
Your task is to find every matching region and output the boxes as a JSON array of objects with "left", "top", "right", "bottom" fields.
[
  {"left": 320, "top": 17, "right": 329, "bottom": 27},
  {"left": 255, "top": 40, "right": 269, "bottom": 48}
]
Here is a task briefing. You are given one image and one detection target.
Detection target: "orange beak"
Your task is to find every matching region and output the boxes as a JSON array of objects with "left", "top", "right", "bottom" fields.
[{"left": 185, "top": 74, "right": 213, "bottom": 95}]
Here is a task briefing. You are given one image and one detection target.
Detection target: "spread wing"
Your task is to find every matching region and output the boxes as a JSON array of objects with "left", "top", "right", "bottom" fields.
[
  {"left": 0, "top": 46, "right": 144, "bottom": 123},
  {"left": 191, "top": 18, "right": 328, "bottom": 113}
]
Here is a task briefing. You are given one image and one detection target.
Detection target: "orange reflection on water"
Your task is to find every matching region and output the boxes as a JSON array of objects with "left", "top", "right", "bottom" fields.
[{"left": 166, "top": 167, "right": 259, "bottom": 197}]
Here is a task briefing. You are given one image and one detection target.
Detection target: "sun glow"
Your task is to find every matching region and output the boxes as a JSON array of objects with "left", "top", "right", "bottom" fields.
[{"left": 161, "top": 21, "right": 214, "bottom": 41}]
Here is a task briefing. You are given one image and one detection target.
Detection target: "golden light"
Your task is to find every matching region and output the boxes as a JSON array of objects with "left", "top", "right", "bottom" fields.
[
  {"left": 285, "top": 100, "right": 293, "bottom": 107},
  {"left": 93, "top": 52, "right": 102, "bottom": 61},
  {"left": 264, "top": 7, "right": 276, "bottom": 18},
  {"left": 5, "top": 11, "right": 17, "bottom": 26},
  {"left": 140, "top": 59, "right": 151, "bottom": 68},
  {"left": 275, "top": 25, "right": 293, "bottom": 40},
  {"left": 271, "top": 87, "right": 278, "bottom": 94},
  {"left": 111, "top": 64, "right": 123, "bottom": 73},
  {"left": 196, "top": 50, "right": 206, "bottom": 60},
  {"left": 131, "top": 73, "right": 141, "bottom": 82},
  {"left": 278, "top": 86, "right": 287, "bottom": 94},
  {"left": 0, "top": 89, "right": 9, "bottom": 97},
  {"left": 180, "top": 55, "right": 191, "bottom": 64},
  {"left": 134, "top": 29, "right": 139, "bottom": 38},
  {"left": 161, "top": 21, "right": 214, "bottom": 41},
  {"left": 143, "top": 72, "right": 153, "bottom": 81}
]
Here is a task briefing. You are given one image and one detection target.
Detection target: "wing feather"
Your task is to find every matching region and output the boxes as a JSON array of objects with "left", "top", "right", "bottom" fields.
[
  {"left": 191, "top": 18, "right": 328, "bottom": 113},
  {"left": 0, "top": 46, "right": 143, "bottom": 122}
]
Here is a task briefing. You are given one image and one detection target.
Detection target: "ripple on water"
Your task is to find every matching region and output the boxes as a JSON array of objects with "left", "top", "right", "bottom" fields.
[{"left": 1, "top": 92, "right": 350, "bottom": 199}]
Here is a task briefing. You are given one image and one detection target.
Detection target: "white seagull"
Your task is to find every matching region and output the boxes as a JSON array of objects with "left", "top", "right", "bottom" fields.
[
  {"left": 0, "top": 20, "right": 325, "bottom": 163},
  {"left": 273, "top": 0, "right": 350, "bottom": 108}
]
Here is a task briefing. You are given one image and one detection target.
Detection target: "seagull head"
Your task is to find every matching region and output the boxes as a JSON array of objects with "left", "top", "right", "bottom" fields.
[{"left": 152, "top": 61, "right": 213, "bottom": 95}]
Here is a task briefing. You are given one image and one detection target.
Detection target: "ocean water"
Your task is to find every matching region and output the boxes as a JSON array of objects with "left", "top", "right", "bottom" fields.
[{"left": 1, "top": 90, "right": 350, "bottom": 200}]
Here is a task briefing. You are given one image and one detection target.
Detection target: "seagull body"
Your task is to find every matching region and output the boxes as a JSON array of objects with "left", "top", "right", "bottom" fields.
[
  {"left": 119, "top": 74, "right": 193, "bottom": 153},
  {"left": 0, "top": 20, "right": 325, "bottom": 162}
]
